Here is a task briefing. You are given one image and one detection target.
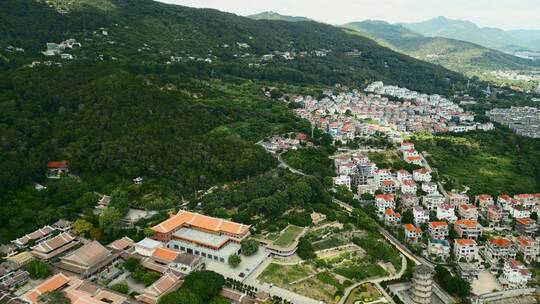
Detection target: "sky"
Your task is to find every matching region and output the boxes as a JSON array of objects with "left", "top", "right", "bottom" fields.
[{"left": 157, "top": 0, "right": 540, "bottom": 30}]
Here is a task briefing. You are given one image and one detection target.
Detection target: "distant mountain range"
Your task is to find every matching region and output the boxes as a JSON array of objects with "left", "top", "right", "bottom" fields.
[
  {"left": 401, "top": 16, "right": 540, "bottom": 53},
  {"left": 344, "top": 20, "right": 540, "bottom": 76},
  {"left": 247, "top": 11, "right": 312, "bottom": 23}
]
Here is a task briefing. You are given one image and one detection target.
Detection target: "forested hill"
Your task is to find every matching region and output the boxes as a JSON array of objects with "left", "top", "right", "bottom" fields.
[
  {"left": 0, "top": 0, "right": 469, "bottom": 241},
  {"left": 0, "top": 0, "right": 466, "bottom": 94}
]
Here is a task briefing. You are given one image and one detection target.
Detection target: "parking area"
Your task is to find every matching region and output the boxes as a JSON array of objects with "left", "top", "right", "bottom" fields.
[
  {"left": 472, "top": 270, "right": 502, "bottom": 295},
  {"left": 205, "top": 248, "right": 270, "bottom": 281}
]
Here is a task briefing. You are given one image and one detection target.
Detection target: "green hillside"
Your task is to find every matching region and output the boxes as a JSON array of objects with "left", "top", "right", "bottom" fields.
[{"left": 0, "top": 0, "right": 473, "bottom": 242}]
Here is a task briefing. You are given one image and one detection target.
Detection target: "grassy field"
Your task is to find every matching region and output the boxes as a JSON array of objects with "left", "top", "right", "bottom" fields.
[
  {"left": 313, "top": 236, "right": 348, "bottom": 251},
  {"left": 273, "top": 225, "right": 304, "bottom": 247},
  {"left": 323, "top": 252, "right": 388, "bottom": 281},
  {"left": 258, "top": 263, "right": 315, "bottom": 285},
  {"left": 258, "top": 262, "right": 348, "bottom": 303},
  {"left": 413, "top": 130, "right": 540, "bottom": 196},
  {"left": 345, "top": 282, "right": 383, "bottom": 304}
]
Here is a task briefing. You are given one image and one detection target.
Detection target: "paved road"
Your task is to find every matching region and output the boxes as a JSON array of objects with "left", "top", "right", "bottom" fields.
[{"left": 276, "top": 152, "right": 307, "bottom": 176}]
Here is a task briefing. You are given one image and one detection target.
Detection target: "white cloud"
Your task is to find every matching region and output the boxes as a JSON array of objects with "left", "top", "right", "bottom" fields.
[{"left": 156, "top": 0, "right": 540, "bottom": 30}]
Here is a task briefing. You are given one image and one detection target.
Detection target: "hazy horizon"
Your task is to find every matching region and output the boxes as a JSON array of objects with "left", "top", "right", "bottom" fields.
[{"left": 156, "top": 0, "right": 540, "bottom": 31}]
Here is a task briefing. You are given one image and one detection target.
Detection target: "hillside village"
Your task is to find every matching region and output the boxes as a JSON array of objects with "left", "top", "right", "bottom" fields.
[{"left": 292, "top": 82, "right": 494, "bottom": 145}]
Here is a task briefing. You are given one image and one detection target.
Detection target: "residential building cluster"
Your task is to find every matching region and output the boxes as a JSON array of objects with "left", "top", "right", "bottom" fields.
[
  {"left": 331, "top": 141, "right": 539, "bottom": 291},
  {"left": 487, "top": 106, "right": 540, "bottom": 138},
  {"left": 290, "top": 82, "right": 493, "bottom": 144}
]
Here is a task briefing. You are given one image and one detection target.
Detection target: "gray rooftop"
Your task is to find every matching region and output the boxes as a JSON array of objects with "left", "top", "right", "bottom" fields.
[{"left": 173, "top": 228, "right": 229, "bottom": 248}]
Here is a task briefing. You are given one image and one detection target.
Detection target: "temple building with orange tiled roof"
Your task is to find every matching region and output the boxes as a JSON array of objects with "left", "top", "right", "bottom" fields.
[{"left": 152, "top": 210, "right": 251, "bottom": 263}]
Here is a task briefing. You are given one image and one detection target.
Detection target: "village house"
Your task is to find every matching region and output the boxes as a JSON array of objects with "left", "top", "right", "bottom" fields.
[
  {"left": 400, "top": 142, "right": 415, "bottom": 151},
  {"left": 152, "top": 210, "right": 251, "bottom": 263},
  {"left": 429, "top": 221, "right": 449, "bottom": 239},
  {"left": 508, "top": 205, "right": 531, "bottom": 219},
  {"left": 413, "top": 168, "right": 432, "bottom": 182},
  {"left": 405, "top": 156, "right": 423, "bottom": 166},
  {"left": 454, "top": 239, "right": 478, "bottom": 262},
  {"left": 382, "top": 180, "right": 398, "bottom": 193},
  {"left": 421, "top": 182, "right": 437, "bottom": 194},
  {"left": 31, "top": 232, "right": 79, "bottom": 261},
  {"left": 397, "top": 169, "right": 412, "bottom": 183},
  {"left": 428, "top": 239, "right": 450, "bottom": 261},
  {"left": 375, "top": 194, "right": 395, "bottom": 214},
  {"left": 403, "top": 224, "right": 422, "bottom": 242},
  {"left": 454, "top": 219, "right": 482, "bottom": 239},
  {"left": 374, "top": 169, "right": 393, "bottom": 184},
  {"left": 136, "top": 272, "right": 184, "bottom": 304},
  {"left": 475, "top": 194, "right": 495, "bottom": 210},
  {"left": 402, "top": 148, "right": 419, "bottom": 158},
  {"left": 514, "top": 194, "right": 538, "bottom": 209},
  {"left": 422, "top": 192, "right": 446, "bottom": 211},
  {"left": 458, "top": 204, "right": 478, "bottom": 220},
  {"left": 47, "top": 160, "right": 69, "bottom": 178},
  {"left": 486, "top": 204, "right": 506, "bottom": 227},
  {"left": 497, "top": 194, "right": 513, "bottom": 209},
  {"left": 436, "top": 204, "right": 458, "bottom": 223},
  {"left": 141, "top": 247, "right": 203, "bottom": 275},
  {"left": 55, "top": 241, "right": 120, "bottom": 279},
  {"left": 447, "top": 192, "right": 469, "bottom": 207},
  {"left": 515, "top": 217, "right": 538, "bottom": 236},
  {"left": 413, "top": 206, "right": 429, "bottom": 226},
  {"left": 515, "top": 236, "right": 539, "bottom": 263},
  {"left": 501, "top": 260, "right": 531, "bottom": 289},
  {"left": 333, "top": 175, "right": 351, "bottom": 191},
  {"left": 401, "top": 193, "right": 419, "bottom": 209},
  {"left": 384, "top": 209, "right": 401, "bottom": 225},
  {"left": 401, "top": 180, "right": 417, "bottom": 194},
  {"left": 483, "top": 238, "right": 516, "bottom": 269},
  {"left": 24, "top": 273, "right": 129, "bottom": 304}
]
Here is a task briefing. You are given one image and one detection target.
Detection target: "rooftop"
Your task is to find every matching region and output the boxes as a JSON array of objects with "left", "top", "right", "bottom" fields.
[
  {"left": 488, "top": 237, "right": 511, "bottom": 248},
  {"left": 456, "top": 239, "right": 476, "bottom": 246},
  {"left": 137, "top": 238, "right": 163, "bottom": 249},
  {"left": 61, "top": 241, "right": 111, "bottom": 267},
  {"left": 152, "top": 210, "right": 250, "bottom": 235},
  {"left": 173, "top": 227, "right": 229, "bottom": 248}
]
